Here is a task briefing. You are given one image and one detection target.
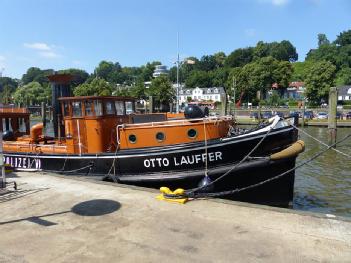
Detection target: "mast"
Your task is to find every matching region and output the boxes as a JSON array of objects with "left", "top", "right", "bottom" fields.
[{"left": 176, "top": 32, "right": 180, "bottom": 113}]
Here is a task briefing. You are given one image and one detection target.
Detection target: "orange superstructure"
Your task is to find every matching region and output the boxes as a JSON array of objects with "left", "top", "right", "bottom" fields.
[{"left": 1, "top": 96, "right": 233, "bottom": 155}]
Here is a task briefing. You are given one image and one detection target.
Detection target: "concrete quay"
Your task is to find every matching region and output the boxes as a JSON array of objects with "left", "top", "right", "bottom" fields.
[{"left": 0, "top": 172, "right": 350, "bottom": 263}]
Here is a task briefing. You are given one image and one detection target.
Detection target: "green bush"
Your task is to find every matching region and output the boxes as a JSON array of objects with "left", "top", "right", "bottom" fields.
[{"left": 288, "top": 100, "right": 299, "bottom": 107}]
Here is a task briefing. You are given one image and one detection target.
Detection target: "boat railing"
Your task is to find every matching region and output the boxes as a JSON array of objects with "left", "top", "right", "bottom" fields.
[
  {"left": 122, "top": 115, "right": 233, "bottom": 129},
  {"left": 0, "top": 107, "right": 29, "bottom": 114}
]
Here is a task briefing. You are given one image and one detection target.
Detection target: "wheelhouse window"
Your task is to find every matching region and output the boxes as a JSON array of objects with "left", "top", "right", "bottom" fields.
[
  {"left": 85, "top": 101, "right": 94, "bottom": 116},
  {"left": 125, "top": 101, "right": 134, "bottom": 115},
  {"left": 63, "top": 102, "right": 70, "bottom": 117},
  {"left": 72, "top": 101, "right": 82, "bottom": 117},
  {"left": 94, "top": 100, "right": 103, "bottom": 116},
  {"left": 115, "top": 101, "right": 125, "bottom": 115},
  {"left": 105, "top": 101, "right": 115, "bottom": 115}
]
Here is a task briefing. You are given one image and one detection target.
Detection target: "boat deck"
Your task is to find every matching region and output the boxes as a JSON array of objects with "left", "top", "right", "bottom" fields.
[{"left": 0, "top": 172, "right": 350, "bottom": 262}]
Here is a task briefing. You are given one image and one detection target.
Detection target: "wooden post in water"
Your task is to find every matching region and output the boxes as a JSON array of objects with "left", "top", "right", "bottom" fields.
[
  {"left": 149, "top": 96, "right": 154, "bottom": 113},
  {"left": 220, "top": 93, "right": 227, "bottom": 116},
  {"left": 328, "top": 87, "right": 337, "bottom": 146},
  {"left": 301, "top": 99, "right": 305, "bottom": 128}
]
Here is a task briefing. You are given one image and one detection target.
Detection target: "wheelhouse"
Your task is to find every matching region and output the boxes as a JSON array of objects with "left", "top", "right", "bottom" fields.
[{"left": 58, "top": 96, "right": 136, "bottom": 154}]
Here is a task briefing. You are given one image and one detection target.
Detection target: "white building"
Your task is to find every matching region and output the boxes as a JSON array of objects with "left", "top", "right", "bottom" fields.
[
  {"left": 178, "top": 87, "right": 226, "bottom": 104},
  {"left": 152, "top": 65, "right": 169, "bottom": 78}
]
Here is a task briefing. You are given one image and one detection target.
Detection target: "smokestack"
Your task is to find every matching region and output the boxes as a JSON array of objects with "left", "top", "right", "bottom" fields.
[{"left": 47, "top": 73, "right": 73, "bottom": 138}]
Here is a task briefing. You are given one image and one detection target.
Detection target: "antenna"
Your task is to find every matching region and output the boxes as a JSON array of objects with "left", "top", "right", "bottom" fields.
[{"left": 176, "top": 32, "right": 180, "bottom": 113}]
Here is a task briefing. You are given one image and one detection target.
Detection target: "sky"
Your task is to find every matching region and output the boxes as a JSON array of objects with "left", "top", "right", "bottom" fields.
[{"left": 0, "top": 0, "right": 350, "bottom": 78}]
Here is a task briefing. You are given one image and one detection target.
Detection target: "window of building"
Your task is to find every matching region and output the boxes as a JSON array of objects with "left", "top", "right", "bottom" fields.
[{"left": 72, "top": 101, "right": 82, "bottom": 117}]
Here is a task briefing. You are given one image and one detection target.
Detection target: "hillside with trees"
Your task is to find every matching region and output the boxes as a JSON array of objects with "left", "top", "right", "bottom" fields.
[{"left": 1, "top": 29, "right": 350, "bottom": 107}]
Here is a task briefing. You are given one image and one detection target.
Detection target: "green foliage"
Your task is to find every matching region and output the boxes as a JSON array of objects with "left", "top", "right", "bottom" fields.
[
  {"left": 58, "top": 68, "right": 89, "bottom": 87},
  {"left": 318, "top": 33, "right": 330, "bottom": 47},
  {"left": 291, "top": 61, "right": 314, "bottom": 81},
  {"left": 73, "top": 78, "right": 113, "bottom": 96},
  {"left": 253, "top": 41, "right": 298, "bottom": 62},
  {"left": 304, "top": 61, "right": 336, "bottom": 105},
  {"left": 334, "top": 30, "right": 351, "bottom": 47},
  {"left": 288, "top": 99, "right": 299, "bottom": 107},
  {"left": 185, "top": 70, "right": 212, "bottom": 88},
  {"left": 129, "top": 80, "right": 147, "bottom": 99},
  {"left": 22, "top": 67, "right": 54, "bottom": 86},
  {"left": 335, "top": 67, "right": 351, "bottom": 86},
  {"left": 148, "top": 75, "right": 174, "bottom": 105},
  {"left": 226, "top": 57, "right": 292, "bottom": 101},
  {"left": 13, "top": 81, "right": 51, "bottom": 106},
  {"left": 225, "top": 47, "right": 254, "bottom": 68}
]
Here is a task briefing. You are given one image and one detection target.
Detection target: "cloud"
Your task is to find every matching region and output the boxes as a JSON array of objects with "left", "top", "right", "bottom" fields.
[
  {"left": 24, "top": 42, "right": 60, "bottom": 59},
  {"left": 72, "top": 60, "right": 82, "bottom": 65},
  {"left": 258, "top": 0, "right": 289, "bottom": 6},
  {"left": 24, "top": 42, "right": 51, "bottom": 51},
  {"left": 245, "top": 28, "right": 256, "bottom": 37}
]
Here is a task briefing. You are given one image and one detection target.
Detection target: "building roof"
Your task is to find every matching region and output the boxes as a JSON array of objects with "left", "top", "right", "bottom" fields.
[
  {"left": 338, "top": 85, "right": 351, "bottom": 96},
  {"left": 289, "top": 81, "right": 304, "bottom": 88}
]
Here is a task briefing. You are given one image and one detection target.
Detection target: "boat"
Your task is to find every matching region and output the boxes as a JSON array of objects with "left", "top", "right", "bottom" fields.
[{"left": 0, "top": 74, "right": 304, "bottom": 206}]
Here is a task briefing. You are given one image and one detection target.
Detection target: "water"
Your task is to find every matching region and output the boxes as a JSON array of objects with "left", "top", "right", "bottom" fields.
[{"left": 294, "top": 127, "right": 351, "bottom": 217}]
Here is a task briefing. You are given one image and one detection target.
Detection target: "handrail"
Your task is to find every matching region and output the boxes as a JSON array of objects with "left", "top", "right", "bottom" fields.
[{"left": 122, "top": 115, "right": 233, "bottom": 129}]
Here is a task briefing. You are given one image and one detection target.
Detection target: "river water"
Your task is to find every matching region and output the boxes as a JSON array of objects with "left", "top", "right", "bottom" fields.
[
  {"left": 293, "top": 126, "right": 351, "bottom": 217},
  {"left": 19, "top": 121, "right": 351, "bottom": 217}
]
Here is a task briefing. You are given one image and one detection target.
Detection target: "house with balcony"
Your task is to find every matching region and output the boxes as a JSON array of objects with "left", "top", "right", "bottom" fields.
[
  {"left": 271, "top": 81, "right": 305, "bottom": 99},
  {"left": 178, "top": 87, "right": 226, "bottom": 104},
  {"left": 337, "top": 85, "right": 351, "bottom": 102}
]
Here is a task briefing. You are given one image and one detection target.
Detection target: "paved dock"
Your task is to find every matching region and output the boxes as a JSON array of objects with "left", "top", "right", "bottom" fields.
[{"left": 0, "top": 172, "right": 350, "bottom": 262}]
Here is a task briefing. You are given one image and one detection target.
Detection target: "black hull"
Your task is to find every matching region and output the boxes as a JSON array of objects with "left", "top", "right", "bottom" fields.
[{"left": 3, "top": 126, "right": 298, "bottom": 206}]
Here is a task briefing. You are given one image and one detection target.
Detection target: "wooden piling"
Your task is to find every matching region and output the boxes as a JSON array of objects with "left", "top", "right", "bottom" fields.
[
  {"left": 220, "top": 93, "right": 227, "bottom": 116},
  {"left": 149, "top": 96, "right": 154, "bottom": 113},
  {"left": 328, "top": 87, "right": 337, "bottom": 146}
]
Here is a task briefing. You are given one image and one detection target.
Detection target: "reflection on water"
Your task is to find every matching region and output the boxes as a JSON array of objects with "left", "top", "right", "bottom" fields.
[
  {"left": 294, "top": 127, "right": 351, "bottom": 217},
  {"left": 26, "top": 121, "right": 351, "bottom": 217}
]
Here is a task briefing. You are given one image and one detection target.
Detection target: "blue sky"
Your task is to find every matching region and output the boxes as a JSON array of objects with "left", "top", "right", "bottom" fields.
[{"left": 0, "top": 0, "right": 350, "bottom": 78}]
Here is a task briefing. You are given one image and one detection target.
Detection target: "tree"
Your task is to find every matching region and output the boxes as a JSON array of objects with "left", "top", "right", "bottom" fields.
[
  {"left": 334, "top": 30, "right": 351, "bottom": 47},
  {"left": 22, "top": 67, "right": 54, "bottom": 86},
  {"left": 58, "top": 68, "right": 89, "bottom": 87},
  {"left": 185, "top": 70, "right": 212, "bottom": 88},
  {"left": 225, "top": 47, "right": 254, "bottom": 67},
  {"left": 139, "top": 61, "right": 161, "bottom": 82},
  {"left": 318, "top": 33, "right": 330, "bottom": 47},
  {"left": 148, "top": 75, "right": 174, "bottom": 111},
  {"left": 197, "top": 55, "right": 218, "bottom": 71},
  {"left": 73, "top": 78, "right": 113, "bottom": 96},
  {"left": 291, "top": 61, "right": 314, "bottom": 81},
  {"left": 253, "top": 41, "right": 298, "bottom": 62},
  {"left": 0, "top": 77, "right": 18, "bottom": 92},
  {"left": 129, "top": 79, "right": 147, "bottom": 100},
  {"left": 13, "top": 82, "right": 51, "bottom": 106},
  {"left": 213, "top": 52, "right": 226, "bottom": 68},
  {"left": 335, "top": 67, "right": 351, "bottom": 86},
  {"left": 304, "top": 61, "right": 336, "bottom": 105}
]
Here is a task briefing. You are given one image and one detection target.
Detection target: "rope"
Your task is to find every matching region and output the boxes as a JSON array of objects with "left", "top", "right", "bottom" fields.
[
  {"left": 184, "top": 122, "right": 276, "bottom": 195},
  {"left": 166, "top": 131, "right": 351, "bottom": 199},
  {"left": 292, "top": 124, "right": 351, "bottom": 159}
]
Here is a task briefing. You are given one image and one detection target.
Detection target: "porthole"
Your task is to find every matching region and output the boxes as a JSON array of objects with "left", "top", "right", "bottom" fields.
[
  {"left": 156, "top": 132, "right": 165, "bottom": 142},
  {"left": 128, "top": 134, "right": 137, "bottom": 144},
  {"left": 187, "top": 128, "right": 197, "bottom": 139}
]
